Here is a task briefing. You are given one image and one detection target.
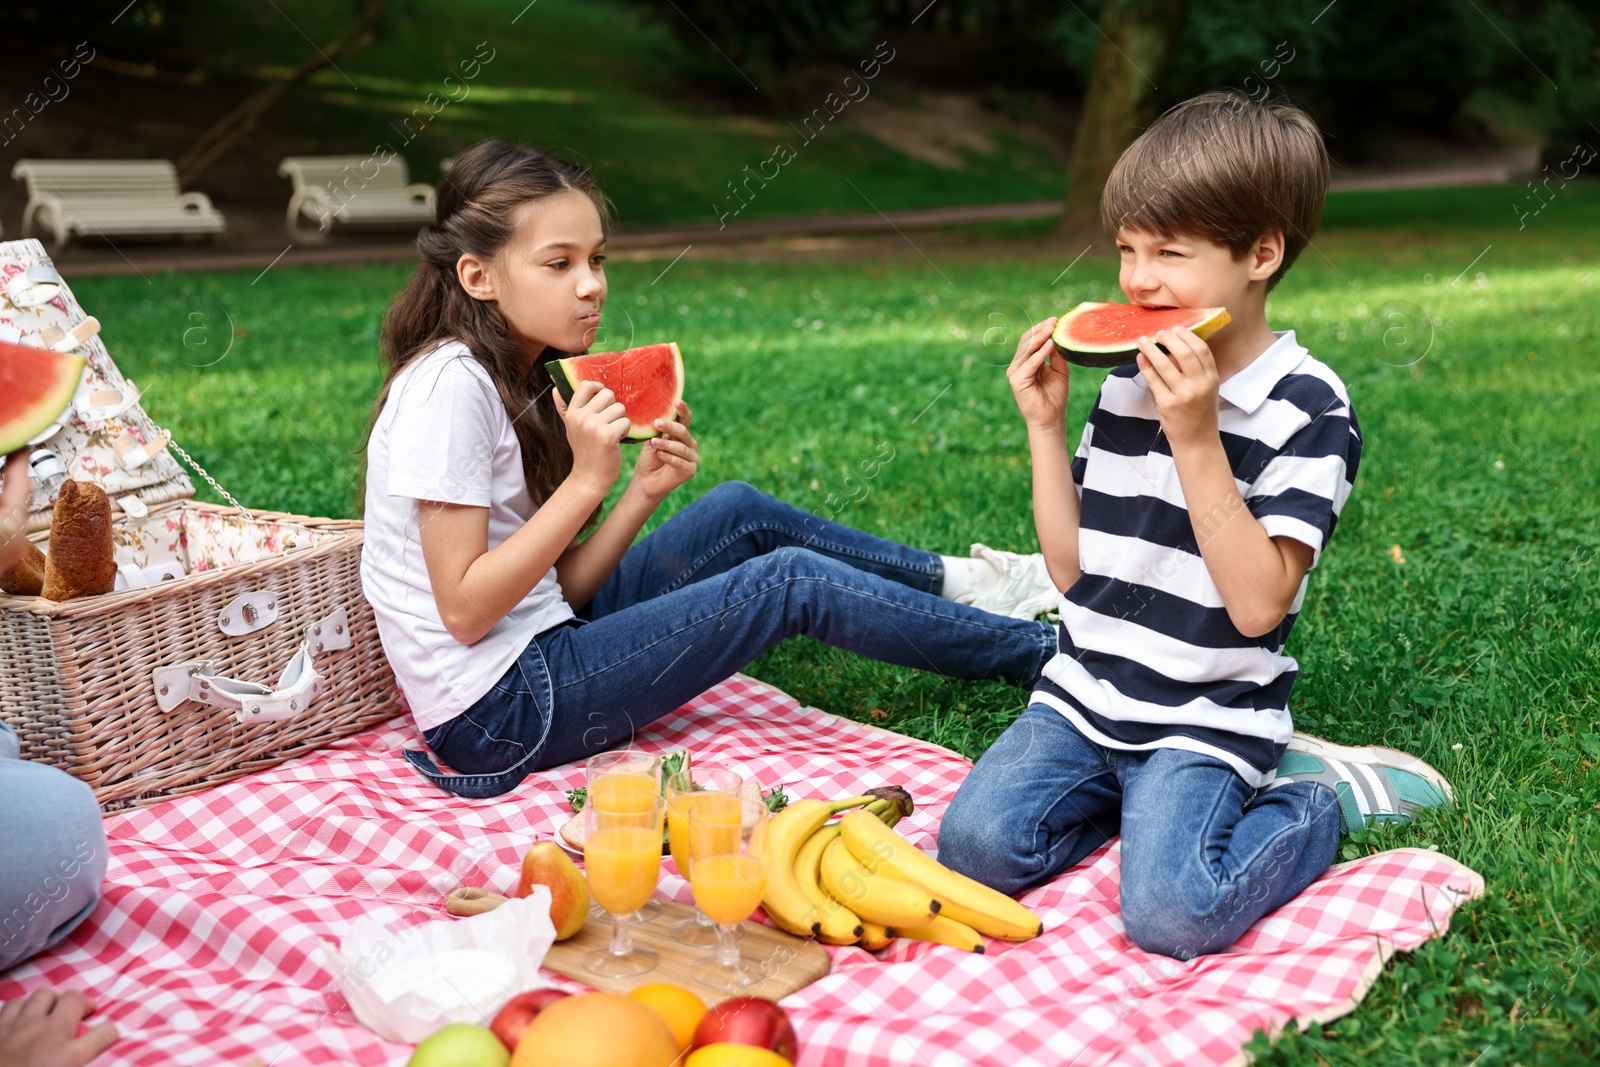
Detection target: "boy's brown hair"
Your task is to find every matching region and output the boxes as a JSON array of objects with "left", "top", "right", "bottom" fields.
[{"left": 1100, "top": 91, "right": 1329, "bottom": 290}]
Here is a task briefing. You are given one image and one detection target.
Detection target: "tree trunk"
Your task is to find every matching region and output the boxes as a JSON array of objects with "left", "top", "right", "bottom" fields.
[
  {"left": 1055, "top": 0, "right": 1189, "bottom": 249},
  {"left": 176, "top": 0, "right": 393, "bottom": 187}
]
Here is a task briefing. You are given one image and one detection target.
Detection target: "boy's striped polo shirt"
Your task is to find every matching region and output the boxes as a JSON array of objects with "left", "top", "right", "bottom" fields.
[{"left": 1033, "top": 330, "right": 1361, "bottom": 787}]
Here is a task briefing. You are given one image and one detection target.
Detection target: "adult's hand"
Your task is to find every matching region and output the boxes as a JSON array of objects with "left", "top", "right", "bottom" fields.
[
  {"left": 1, "top": 448, "right": 35, "bottom": 573},
  {"left": 0, "top": 989, "right": 119, "bottom": 1067}
]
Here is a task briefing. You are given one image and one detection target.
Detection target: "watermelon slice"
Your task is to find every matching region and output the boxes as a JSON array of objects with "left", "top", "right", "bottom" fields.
[
  {"left": 547, "top": 342, "right": 685, "bottom": 441},
  {"left": 0, "top": 340, "right": 86, "bottom": 454},
  {"left": 1051, "top": 303, "right": 1231, "bottom": 368}
]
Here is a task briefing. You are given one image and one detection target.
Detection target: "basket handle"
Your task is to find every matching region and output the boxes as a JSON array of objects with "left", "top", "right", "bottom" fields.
[{"left": 151, "top": 607, "right": 352, "bottom": 724}]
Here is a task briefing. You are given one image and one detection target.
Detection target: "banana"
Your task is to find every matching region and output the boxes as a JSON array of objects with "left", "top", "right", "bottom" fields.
[
  {"left": 819, "top": 837, "right": 939, "bottom": 928},
  {"left": 858, "top": 921, "right": 895, "bottom": 951},
  {"left": 760, "top": 795, "right": 876, "bottom": 938},
  {"left": 898, "top": 914, "right": 985, "bottom": 953},
  {"left": 793, "top": 824, "right": 864, "bottom": 945},
  {"left": 839, "top": 809, "right": 1044, "bottom": 942}
]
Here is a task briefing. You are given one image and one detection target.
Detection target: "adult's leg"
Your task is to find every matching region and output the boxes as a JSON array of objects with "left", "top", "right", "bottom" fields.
[
  {"left": 1117, "top": 747, "right": 1341, "bottom": 959},
  {"left": 441, "top": 545, "right": 1056, "bottom": 773},
  {"left": 937, "top": 705, "right": 1123, "bottom": 895},
  {"left": 0, "top": 749, "right": 108, "bottom": 972},
  {"left": 582, "top": 481, "right": 946, "bottom": 618}
]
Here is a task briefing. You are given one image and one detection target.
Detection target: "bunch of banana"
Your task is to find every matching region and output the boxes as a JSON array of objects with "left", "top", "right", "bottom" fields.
[
  {"left": 839, "top": 809, "right": 1044, "bottom": 942},
  {"left": 761, "top": 786, "right": 912, "bottom": 943},
  {"left": 765, "top": 787, "right": 1043, "bottom": 955}
]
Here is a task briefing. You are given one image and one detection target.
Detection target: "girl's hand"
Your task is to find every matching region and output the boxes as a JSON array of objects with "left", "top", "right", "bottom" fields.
[
  {"left": 0, "top": 449, "right": 34, "bottom": 573},
  {"left": 1136, "top": 327, "right": 1219, "bottom": 450},
  {"left": 632, "top": 400, "right": 698, "bottom": 502},
  {"left": 1007, "top": 317, "right": 1070, "bottom": 433},
  {"left": 553, "top": 381, "right": 630, "bottom": 496}
]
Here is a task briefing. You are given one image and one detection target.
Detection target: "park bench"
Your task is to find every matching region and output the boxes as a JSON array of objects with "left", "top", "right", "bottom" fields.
[
  {"left": 10, "top": 159, "right": 227, "bottom": 249},
  {"left": 277, "top": 155, "right": 435, "bottom": 242}
]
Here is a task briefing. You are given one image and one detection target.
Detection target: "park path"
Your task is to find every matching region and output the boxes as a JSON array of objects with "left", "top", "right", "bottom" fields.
[{"left": 39, "top": 151, "right": 1537, "bottom": 279}]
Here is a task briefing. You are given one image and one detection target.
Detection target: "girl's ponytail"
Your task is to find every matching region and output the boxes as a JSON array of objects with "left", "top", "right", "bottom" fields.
[{"left": 357, "top": 140, "right": 612, "bottom": 514}]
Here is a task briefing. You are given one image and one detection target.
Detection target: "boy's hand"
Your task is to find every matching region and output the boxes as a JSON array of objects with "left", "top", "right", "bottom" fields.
[
  {"left": 1136, "top": 328, "right": 1220, "bottom": 449},
  {"left": 1007, "top": 317, "right": 1070, "bottom": 433},
  {"left": 0, "top": 989, "right": 119, "bottom": 1067},
  {"left": 631, "top": 400, "right": 698, "bottom": 502}
]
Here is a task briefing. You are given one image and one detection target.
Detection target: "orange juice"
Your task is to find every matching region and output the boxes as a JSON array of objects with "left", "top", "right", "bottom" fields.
[
  {"left": 590, "top": 772, "right": 661, "bottom": 814},
  {"left": 666, "top": 792, "right": 698, "bottom": 877},
  {"left": 586, "top": 825, "right": 663, "bottom": 914},
  {"left": 689, "top": 853, "right": 766, "bottom": 925}
]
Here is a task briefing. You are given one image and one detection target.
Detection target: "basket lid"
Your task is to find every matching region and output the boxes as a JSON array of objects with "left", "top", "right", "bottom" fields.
[{"left": 1, "top": 238, "right": 194, "bottom": 532}]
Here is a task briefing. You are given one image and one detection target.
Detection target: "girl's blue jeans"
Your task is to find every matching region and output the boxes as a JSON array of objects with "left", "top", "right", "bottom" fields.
[
  {"left": 938, "top": 703, "right": 1342, "bottom": 959},
  {"left": 404, "top": 481, "right": 1057, "bottom": 798}
]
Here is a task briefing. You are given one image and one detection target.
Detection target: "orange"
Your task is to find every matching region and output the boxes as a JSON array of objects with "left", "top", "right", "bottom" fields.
[
  {"left": 510, "top": 991, "right": 677, "bottom": 1067},
  {"left": 627, "top": 982, "right": 708, "bottom": 1050}
]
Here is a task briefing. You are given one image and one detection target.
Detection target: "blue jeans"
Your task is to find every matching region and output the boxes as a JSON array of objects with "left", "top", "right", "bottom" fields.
[
  {"left": 0, "top": 723, "right": 108, "bottom": 973},
  {"left": 938, "top": 704, "right": 1341, "bottom": 959},
  {"left": 405, "top": 481, "right": 1057, "bottom": 798}
]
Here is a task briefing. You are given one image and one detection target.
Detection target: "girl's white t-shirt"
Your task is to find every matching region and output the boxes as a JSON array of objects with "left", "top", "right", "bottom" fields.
[{"left": 360, "top": 341, "right": 573, "bottom": 732}]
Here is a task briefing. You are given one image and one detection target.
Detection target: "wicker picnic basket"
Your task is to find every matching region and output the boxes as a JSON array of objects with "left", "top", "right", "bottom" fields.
[{"left": 0, "top": 238, "right": 402, "bottom": 812}]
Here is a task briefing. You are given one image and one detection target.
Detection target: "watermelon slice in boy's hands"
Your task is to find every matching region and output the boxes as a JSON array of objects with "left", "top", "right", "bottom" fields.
[
  {"left": 1051, "top": 302, "right": 1231, "bottom": 368},
  {"left": 0, "top": 340, "right": 86, "bottom": 454},
  {"left": 546, "top": 342, "right": 685, "bottom": 441}
]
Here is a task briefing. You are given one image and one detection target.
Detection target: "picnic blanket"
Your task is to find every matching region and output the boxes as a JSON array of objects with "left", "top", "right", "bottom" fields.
[{"left": 1, "top": 674, "right": 1483, "bottom": 1066}]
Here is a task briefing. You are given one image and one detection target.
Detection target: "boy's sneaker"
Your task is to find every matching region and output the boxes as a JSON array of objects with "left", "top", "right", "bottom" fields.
[
  {"left": 1270, "top": 732, "right": 1455, "bottom": 833},
  {"left": 957, "top": 544, "right": 1060, "bottom": 620}
]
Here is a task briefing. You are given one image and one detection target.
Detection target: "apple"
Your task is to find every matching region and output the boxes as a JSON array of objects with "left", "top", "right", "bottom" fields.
[
  {"left": 489, "top": 988, "right": 571, "bottom": 1052},
  {"left": 690, "top": 997, "right": 797, "bottom": 1062},
  {"left": 408, "top": 1023, "right": 510, "bottom": 1067}
]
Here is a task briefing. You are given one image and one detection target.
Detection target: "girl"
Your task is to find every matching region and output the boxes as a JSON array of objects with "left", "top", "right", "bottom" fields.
[{"left": 359, "top": 139, "right": 1058, "bottom": 798}]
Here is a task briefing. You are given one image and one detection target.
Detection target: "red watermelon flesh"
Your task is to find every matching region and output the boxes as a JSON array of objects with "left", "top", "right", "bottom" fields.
[
  {"left": 0, "top": 340, "right": 86, "bottom": 454},
  {"left": 1050, "top": 302, "right": 1231, "bottom": 368},
  {"left": 548, "top": 342, "right": 685, "bottom": 441}
]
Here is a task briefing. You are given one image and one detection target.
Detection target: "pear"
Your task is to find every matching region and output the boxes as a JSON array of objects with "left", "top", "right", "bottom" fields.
[{"left": 515, "top": 838, "right": 590, "bottom": 940}]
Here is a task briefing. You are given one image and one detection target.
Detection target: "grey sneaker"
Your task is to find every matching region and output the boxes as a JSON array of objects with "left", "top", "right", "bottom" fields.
[
  {"left": 1271, "top": 732, "right": 1455, "bottom": 833},
  {"left": 957, "top": 543, "right": 1060, "bottom": 620}
]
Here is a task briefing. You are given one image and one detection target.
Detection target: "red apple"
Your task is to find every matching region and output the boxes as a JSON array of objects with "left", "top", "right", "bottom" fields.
[
  {"left": 690, "top": 996, "right": 797, "bottom": 1061},
  {"left": 489, "top": 988, "right": 570, "bottom": 1051}
]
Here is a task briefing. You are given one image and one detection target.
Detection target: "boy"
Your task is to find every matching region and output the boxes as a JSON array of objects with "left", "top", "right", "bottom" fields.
[{"left": 938, "top": 92, "right": 1452, "bottom": 959}]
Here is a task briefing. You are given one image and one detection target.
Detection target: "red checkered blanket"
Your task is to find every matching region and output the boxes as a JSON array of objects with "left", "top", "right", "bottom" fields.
[{"left": 1, "top": 675, "right": 1483, "bottom": 1066}]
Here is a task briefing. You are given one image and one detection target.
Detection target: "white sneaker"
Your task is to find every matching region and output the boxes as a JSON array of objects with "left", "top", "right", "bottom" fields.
[{"left": 957, "top": 543, "right": 1060, "bottom": 620}]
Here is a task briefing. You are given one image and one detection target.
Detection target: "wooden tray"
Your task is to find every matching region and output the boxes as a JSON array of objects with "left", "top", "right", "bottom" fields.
[{"left": 542, "top": 899, "right": 831, "bottom": 1006}]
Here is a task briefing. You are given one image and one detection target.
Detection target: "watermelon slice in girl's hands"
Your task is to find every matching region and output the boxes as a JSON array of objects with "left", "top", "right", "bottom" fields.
[
  {"left": 1051, "top": 302, "right": 1231, "bottom": 368},
  {"left": 0, "top": 340, "right": 86, "bottom": 454},
  {"left": 547, "top": 342, "right": 685, "bottom": 441}
]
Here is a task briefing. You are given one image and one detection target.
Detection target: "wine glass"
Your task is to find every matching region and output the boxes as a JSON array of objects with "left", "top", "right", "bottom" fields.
[
  {"left": 585, "top": 750, "right": 663, "bottom": 922},
  {"left": 686, "top": 794, "right": 769, "bottom": 989},
  {"left": 582, "top": 769, "right": 665, "bottom": 978},
  {"left": 665, "top": 765, "right": 743, "bottom": 946}
]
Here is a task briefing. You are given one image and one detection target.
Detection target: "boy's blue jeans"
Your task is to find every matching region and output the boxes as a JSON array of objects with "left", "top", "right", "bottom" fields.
[
  {"left": 405, "top": 481, "right": 1057, "bottom": 798},
  {"left": 939, "top": 703, "right": 1342, "bottom": 959}
]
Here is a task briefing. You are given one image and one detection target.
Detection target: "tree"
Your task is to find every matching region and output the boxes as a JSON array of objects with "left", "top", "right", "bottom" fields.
[{"left": 1056, "top": 0, "right": 1189, "bottom": 247}]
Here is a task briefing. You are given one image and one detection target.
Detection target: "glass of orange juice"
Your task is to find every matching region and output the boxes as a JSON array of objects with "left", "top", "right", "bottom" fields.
[
  {"left": 686, "top": 794, "right": 769, "bottom": 989},
  {"left": 665, "top": 766, "right": 743, "bottom": 946},
  {"left": 585, "top": 750, "right": 663, "bottom": 922},
  {"left": 583, "top": 771, "right": 666, "bottom": 978}
]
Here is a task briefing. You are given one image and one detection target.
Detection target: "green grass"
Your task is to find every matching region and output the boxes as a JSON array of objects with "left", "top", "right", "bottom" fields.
[
  {"left": 71, "top": 183, "right": 1600, "bottom": 1064},
  {"left": 180, "top": 0, "right": 1066, "bottom": 226}
]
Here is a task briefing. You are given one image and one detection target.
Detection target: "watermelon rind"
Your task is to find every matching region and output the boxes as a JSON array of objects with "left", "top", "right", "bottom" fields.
[
  {"left": 0, "top": 343, "right": 86, "bottom": 455},
  {"left": 1050, "top": 302, "right": 1231, "bottom": 368},
  {"left": 546, "top": 341, "right": 684, "bottom": 442}
]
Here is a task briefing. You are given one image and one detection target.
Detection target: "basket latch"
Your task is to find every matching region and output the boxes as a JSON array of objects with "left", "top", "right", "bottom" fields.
[
  {"left": 218, "top": 590, "right": 281, "bottom": 637},
  {"left": 152, "top": 607, "right": 352, "bottom": 723}
]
